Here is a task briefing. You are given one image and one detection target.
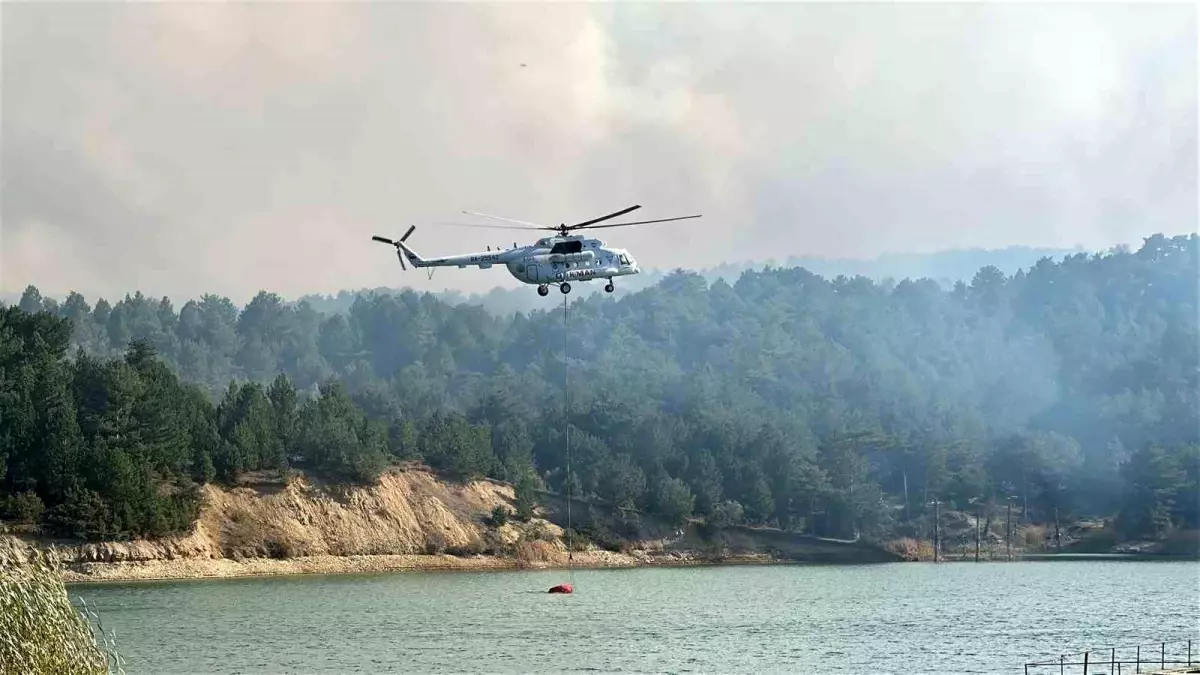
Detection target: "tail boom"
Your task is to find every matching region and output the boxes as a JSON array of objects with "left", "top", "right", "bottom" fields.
[
  {"left": 373, "top": 225, "right": 517, "bottom": 271},
  {"left": 396, "top": 240, "right": 432, "bottom": 268}
]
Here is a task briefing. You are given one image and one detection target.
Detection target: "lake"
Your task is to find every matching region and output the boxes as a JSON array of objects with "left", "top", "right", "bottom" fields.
[{"left": 71, "top": 559, "right": 1199, "bottom": 674}]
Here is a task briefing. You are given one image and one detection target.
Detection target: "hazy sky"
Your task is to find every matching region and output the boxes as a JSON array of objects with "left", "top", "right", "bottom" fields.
[{"left": 2, "top": 2, "right": 1195, "bottom": 303}]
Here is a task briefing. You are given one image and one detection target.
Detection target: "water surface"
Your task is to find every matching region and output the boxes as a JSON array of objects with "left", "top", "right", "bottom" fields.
[{"left": 73, "top": 560, "right": 1200, "bottom": 674}]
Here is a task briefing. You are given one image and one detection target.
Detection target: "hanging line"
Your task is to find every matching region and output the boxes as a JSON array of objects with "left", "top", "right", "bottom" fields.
[{"left": 563, "top": 292, "right": 574, "bottom": 585}]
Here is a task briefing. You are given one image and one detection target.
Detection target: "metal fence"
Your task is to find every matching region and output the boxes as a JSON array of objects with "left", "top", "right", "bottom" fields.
[{"left": 1025, "top": 638, "right": 1198, "bottom": 674}]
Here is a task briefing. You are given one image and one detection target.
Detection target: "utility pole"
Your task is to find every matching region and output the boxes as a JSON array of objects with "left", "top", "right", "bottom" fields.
[
  {"left": 1053, "top": 480, "right": 1063, "bottom": 554},
  {"left": 975, "top": 507, "right": 981, "bottom": 562},
  {"left": 1006, "top": 495, "right": 1015, "bottom": 561},
  {"left": 934, "top": 499, "right": 941, "bottom": 563},
  {"left": 1054, "top": 505, "right": 1061, "bottom": 553}
]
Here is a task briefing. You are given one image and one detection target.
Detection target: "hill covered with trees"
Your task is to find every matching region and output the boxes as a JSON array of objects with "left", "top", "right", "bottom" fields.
[
  {"left": 295, "top": 242, "right": 1084, "bottom": 317},
  {"left": 2, "top": 233, "right": 1196, "bottom": 550}
]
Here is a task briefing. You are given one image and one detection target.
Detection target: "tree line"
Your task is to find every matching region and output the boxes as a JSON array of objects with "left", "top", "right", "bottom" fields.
[{"left": 2, "top": 233, "right": 1197, "bottom": 544}]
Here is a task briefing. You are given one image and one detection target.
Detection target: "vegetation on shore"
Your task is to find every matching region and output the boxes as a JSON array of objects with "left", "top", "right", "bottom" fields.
[
  {"left": 1, "top": 234, "right": 1196, "bottom": 560},
  {"left": 12, "top": 463, "right": 898, "bottom": 586},
  {"left": 885, "top": 513, "right": 1200, "bottom": 562},
  {"left": 0, "top": 537, "right": 121, "bottom": 673}
]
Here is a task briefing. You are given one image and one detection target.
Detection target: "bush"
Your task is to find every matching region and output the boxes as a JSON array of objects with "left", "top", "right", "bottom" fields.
[
  {"left": 885, "top": 537, "right": 936, "bottom": 561},
  {"left": 526, "top": 522, "right": 556, "bottom": 542},
  {"left": 1065, "top": 524, "right": 1119, "bottom": 553},
  {"left": 445, "top": 538, "right": 486, "bottom": 556},
  {"left": 599, "top": 536, "right": 630, "bottom": 553},
  {"left": 514, "top": 470, "right": 537, "bottom": 522},
  {"left": 487, "top": 505, "right": 509, "bottom": 528},
  {"left": 1160, "top": 529, "right": 1200, "bottom": 556},
  {"left": 514, "top": 539, "right": 558, "bottom": 567},
  {"left": 43, "top": 488, "right": 113, "bottom": 540},
  {"left": 577, "top": 518, "right": 630, "bottom": 553},
  {"left": 653, "top": 477, "right": 695, "bottom": 526},
  {"left": 562, "top": 527, "right": 589, "bottom": 552},
  {"left": 1, "top": 491, "right": 45, "bottom": 524},
  {"left": 1022, "top": 525, "right": 1046, "bottom": 551},
  {"left": 0, "top": 537, "right": 122, "bottom": 674},
  {"left": 707, "top": 500, "right": 745, "bottom": 530}
]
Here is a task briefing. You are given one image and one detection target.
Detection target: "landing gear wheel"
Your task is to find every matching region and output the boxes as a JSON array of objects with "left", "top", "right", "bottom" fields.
[
  {"left": 560, "top": 282, "right": 572, "bottom": 294},
  {"left": 537, "top": 285, "right": 549, "bottom": 297},
  {"left": 604, "top": 282, "right": 615, "bottom": 293}
]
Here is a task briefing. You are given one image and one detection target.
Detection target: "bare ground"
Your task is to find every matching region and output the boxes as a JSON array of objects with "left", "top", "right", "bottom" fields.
[
  {"left": 5, "top": 466, "right": 848, "bottom": 584},
  {"left": 56, "top": 549, "right": 786, "bottom": 584}
]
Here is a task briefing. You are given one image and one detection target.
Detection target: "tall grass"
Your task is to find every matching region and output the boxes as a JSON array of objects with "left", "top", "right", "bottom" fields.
[
  {"left": 884, "top": 537, "right": 936, "bottom": 561},
  {"left": 0, "top": 537, "right": 124, "bottom": 674},
  {"left": 1022, "top": 525, "right": 1046, "bottom": 552}
]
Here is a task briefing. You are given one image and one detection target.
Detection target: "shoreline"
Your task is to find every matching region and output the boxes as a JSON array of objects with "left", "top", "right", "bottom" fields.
[
  {"left": 46, "top": 547, "right": 1080, "bottom": 585},
  {"left": 60, "top": 550, "right": 791, "bottom": 585},
  {"left": 61, "top": 548, "right": 1198, "bottom": 586}
]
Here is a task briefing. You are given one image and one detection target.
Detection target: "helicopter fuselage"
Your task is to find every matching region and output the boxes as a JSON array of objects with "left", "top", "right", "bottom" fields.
[
  {"left": 506, "top": 235, "right": 638, "bottom": 285},
  {"left": 394, "top": 233, "right": 638, "bottom": 294},
  {"left": 375, "top": 204, "right": 699, "bottom": 295}
]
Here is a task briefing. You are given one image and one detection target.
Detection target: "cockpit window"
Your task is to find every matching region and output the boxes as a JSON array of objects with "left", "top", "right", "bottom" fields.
[
  {"left": 618, "top": 254, "right": 630, "bottom": 265},
  {"left": 550, "top": 240, "right": 583, "bottom": 254}
]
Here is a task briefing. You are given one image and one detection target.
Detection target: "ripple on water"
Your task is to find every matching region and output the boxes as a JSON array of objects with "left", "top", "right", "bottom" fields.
[{"left": 72, "top": 560, "right": 1200, "bottom": 674}]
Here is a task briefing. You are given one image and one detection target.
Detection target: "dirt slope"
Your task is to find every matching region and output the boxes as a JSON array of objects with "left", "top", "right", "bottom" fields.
[
  {"left": 44, "top": 468, "right": 538, "bottom": 564},
  {"left": 6, "top": 466, "right": 901, "bottom": 582}
]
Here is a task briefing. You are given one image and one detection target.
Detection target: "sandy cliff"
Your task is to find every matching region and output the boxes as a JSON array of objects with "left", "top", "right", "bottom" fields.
[{"left": 7, "top": 466, "right": 899, "bottom": 583}]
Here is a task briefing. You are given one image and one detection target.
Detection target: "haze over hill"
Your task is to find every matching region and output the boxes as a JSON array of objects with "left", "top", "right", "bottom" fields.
[
  {"left": 2, "top": 4, "right": 1198, "bottom": 673},
  {"left": 298, "top": 243, "right": 1092, "bottom": 316},
  {"left": 0, "top": 241, "right": 1095, "bottom": 316},
  {"left": 2, "top": 3, "right": 1194, "bottom": 303},
  {"left": 3, "top": 233, "right": 1196, "bottom": 559}
]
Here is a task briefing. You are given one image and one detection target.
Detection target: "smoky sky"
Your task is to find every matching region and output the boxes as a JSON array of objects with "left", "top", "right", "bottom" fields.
[{"left": 1, "top": 2, "right": 1195, "bottom": 304}]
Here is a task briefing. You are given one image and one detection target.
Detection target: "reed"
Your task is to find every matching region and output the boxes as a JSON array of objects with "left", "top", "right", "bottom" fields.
[
  {"left": 1022, "top": 525, "right": 1046, "bottom": 551},
  {"left": 884, "top": 536, "right": 936, "bottom": 561},
  {"left": 0, "top": 538, "right": 124, "bottom": 675}
]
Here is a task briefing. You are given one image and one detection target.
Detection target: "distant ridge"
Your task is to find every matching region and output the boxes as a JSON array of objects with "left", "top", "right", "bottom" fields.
[
  {"left": 293, "top": 243, "right": 1088, "bottom": 316},
  {"left": 0, "top": 242, "right": 1104, "bottom": 314}
]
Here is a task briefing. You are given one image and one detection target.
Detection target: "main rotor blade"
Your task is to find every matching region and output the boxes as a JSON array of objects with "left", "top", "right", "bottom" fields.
[
  {"left": 372, "top": 235, "right": 396, "bottom": 244},
  {"left": 433, "top": 221, "right": 547, "bottom": 231},
  {"left": 580, "top": 214, "right": 703, "bottom": 229},
  {"left": 569, "top": 205, "right": 641, "bottom": 229},
  {"left": 461, "top": 210, "right": 548, "bottom": 228}
]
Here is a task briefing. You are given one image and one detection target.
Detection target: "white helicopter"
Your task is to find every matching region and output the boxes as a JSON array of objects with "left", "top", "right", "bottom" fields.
[{"left": 371, "top": 205, "right": 701, "bottom": 296}]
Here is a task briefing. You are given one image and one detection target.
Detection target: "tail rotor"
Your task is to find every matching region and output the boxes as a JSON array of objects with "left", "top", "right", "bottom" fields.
[{"left": 372, "top": 225, "right": 417, "bottom": 270}]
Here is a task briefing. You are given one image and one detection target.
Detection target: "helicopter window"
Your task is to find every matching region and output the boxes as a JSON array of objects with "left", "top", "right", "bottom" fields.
[
  {"left": 619, "top": 254, "right": 629, "bottom": 265},
  {"left": 550, "top": 240, "right": 583, "bottom": 255}
]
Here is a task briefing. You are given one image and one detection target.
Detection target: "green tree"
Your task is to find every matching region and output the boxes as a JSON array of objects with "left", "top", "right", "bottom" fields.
[
  {"left": 654, "top": 476, "right": 695, "bottom": 526},
  {"left": 1117, "top": 444, "right": 1193, "bottom": 539},
  {"left": 514, "top": 468, "right": 538, "bottom": 522}
]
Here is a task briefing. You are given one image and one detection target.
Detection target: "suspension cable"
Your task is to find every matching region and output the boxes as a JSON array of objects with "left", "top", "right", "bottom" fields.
[{"left": 563, "top": 292, "right": 573, "bottom": 580}]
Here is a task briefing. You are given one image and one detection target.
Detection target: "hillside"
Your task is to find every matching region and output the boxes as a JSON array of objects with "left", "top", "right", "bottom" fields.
[
  {"left": 7, "top": 465, "right": 898, "bottom": 583},
  {"left": 7, "top": 243, "right": 1083, "bottom": 315},
  {"left": 294, "top": 242, "right": 1088, "bottom": 316},
  {"left": 1, "top": 233, "right": 1196, "bottom": 566}
]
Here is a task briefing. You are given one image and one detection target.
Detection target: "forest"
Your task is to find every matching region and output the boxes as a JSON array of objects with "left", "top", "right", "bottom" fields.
[
  {"left": 1, "top": 233, "right": 1196, "bottom": 547},
  {"left": 293, "top": 242, "right": 1082, "bottom": 317}
]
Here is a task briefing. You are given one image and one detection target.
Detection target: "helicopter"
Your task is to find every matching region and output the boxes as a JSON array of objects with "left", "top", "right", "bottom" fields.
[{"left": 371, "top": 205, "right": 701, "bottom": 296}]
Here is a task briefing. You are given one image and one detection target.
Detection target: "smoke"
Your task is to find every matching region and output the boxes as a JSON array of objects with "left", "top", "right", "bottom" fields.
[{"left": 2, "top": 2, "right": 1194, "bottom": 303}]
